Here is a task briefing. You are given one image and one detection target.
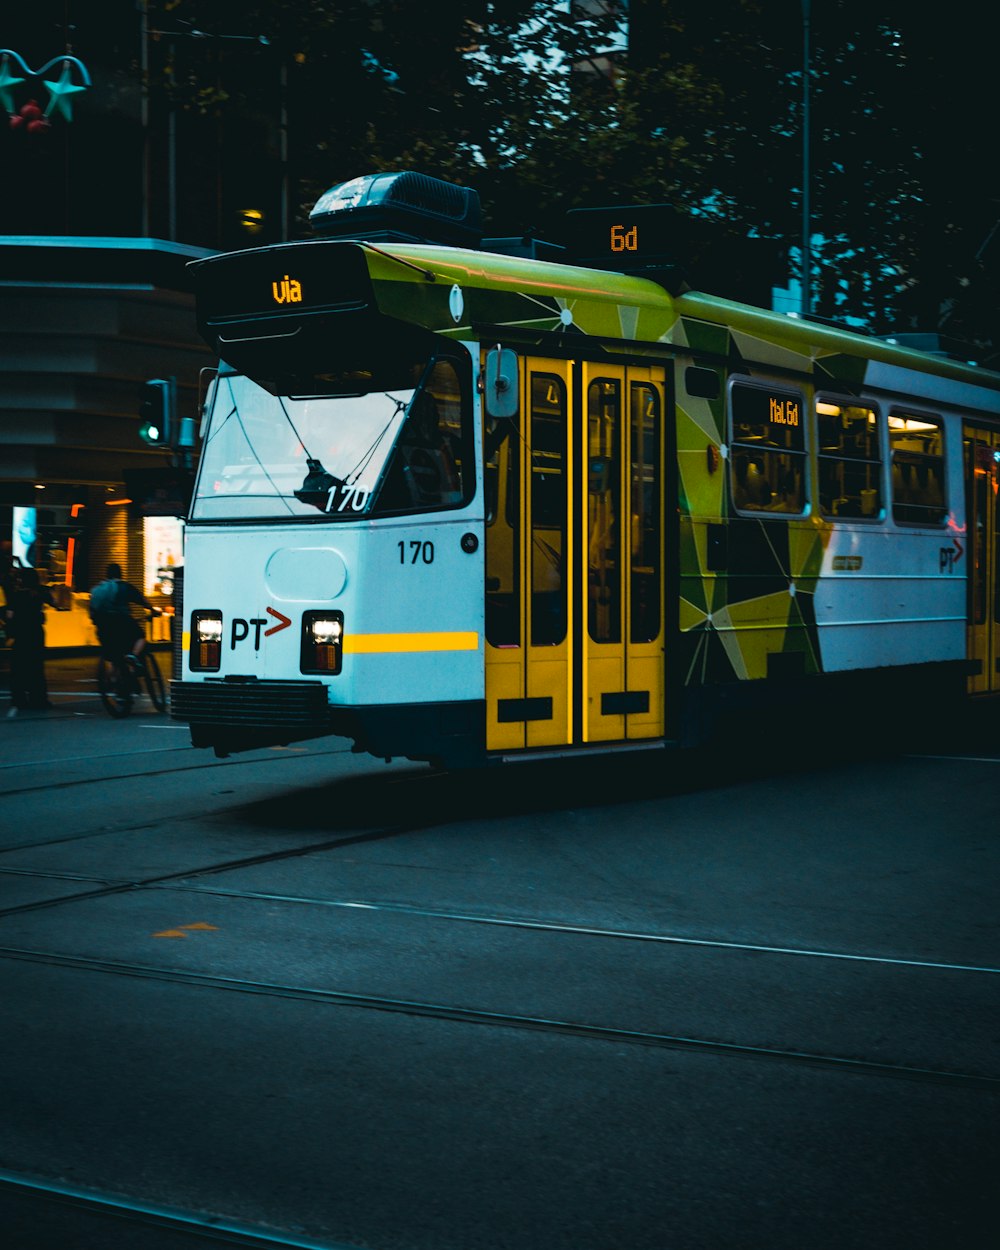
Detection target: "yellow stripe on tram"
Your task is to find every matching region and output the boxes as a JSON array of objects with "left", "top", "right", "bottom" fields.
[
  {"left": 181, "top": 630, "right": 477, "bottom": 654},
  {"left": 343, "top": 631, "right": 479, "bottom": 655}
]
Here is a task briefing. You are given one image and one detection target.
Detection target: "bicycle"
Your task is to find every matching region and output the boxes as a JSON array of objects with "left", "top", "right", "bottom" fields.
[{"left": 96, "top": 610, "right": 167, "bottom": 718}]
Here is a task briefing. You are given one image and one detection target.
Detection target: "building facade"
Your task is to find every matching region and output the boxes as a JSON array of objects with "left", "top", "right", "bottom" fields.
[{"left": 0, "top": 236, "right": 213, "bottom": 646}]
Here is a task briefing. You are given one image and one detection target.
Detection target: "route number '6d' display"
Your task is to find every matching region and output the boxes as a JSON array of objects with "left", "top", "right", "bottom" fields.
[
  {"left": 169, "top": 169, "right": 1000, "bottom": 770},
  {"left": 610, "top": 224, "right": 638, "bottom": 253}
]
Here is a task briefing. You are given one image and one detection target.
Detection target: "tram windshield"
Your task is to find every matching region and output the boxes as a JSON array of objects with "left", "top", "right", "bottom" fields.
[{"left": 191, "top": 353, "right": 471, "bottom": 521}]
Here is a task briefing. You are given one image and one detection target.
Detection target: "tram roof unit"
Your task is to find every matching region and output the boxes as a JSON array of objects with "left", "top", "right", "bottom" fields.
[
  {"left": 190, "top": 166, "right": 1000, "bottom": 412},
  {"left": 374, "top": 238, "right": 1000, "bottom": 398},
  {"left": 191, "top": 233, "right": 1000, "bottom": 416}
]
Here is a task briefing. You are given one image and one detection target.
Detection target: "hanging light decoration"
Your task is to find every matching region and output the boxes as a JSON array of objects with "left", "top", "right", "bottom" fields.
[{"left": 0, "top": 49, "right": 91, "bottom": 134}]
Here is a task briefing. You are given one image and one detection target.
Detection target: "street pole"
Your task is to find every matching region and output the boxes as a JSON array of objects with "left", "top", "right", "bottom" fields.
[
  {"left": 801, "top": 0, "right": 811, "bottom": 317},
  {"left": 279, "top": 55, "right": 289, "bottom": 240},
  {"left": 140, "top": 2, "right": 150, "bottom": 236}
]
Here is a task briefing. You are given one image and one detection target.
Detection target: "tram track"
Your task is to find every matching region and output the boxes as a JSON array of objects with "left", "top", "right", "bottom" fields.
[
  {"left": 0, "top": 742, "right": 352, "bottom": 801},
  {"left": 7, "top": 829, "right": 998, "bottom": 976},
  {"left": 0, "top": 1168, "right": 350, "bottom": 1250},
  {"left": 0, "top": 940, "right": 995, "bottom": 1092},
  {"left": 3, "top": 752, "right": 996, "bottom": 1106},
  {"left": 0, "top": 819, "right": 416, "bottom": 918},
  {"left": 1, "top": 856, "right": 996, "bottom": 1093},
  {"left": 149, "top": 882, "right": 1000, "bottom": 976}
]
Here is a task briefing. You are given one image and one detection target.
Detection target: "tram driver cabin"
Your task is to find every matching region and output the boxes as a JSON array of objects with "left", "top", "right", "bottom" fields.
[{"left": 168, "top": 172, "right": 1000, "bottom": 767}]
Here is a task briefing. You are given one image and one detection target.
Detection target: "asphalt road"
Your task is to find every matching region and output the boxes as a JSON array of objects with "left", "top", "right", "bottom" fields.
[{"left": 1, "top": 655, "right": 998, "bottom": 1250}]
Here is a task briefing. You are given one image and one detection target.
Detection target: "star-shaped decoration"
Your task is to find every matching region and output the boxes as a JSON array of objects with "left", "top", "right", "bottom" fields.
[
  {"left": 0, "top": 58, "right": 26, "bottom": 115},
  {"left": 43, "top": 61, "right": 87, "bottom": 122}
]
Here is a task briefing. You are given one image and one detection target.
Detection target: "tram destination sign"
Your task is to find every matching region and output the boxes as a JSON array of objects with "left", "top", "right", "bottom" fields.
[
  {"left": 563, "top": 205, "right": 785, "bottom": 305},
  {"left": 191, "top": 241, "right": 373, "bottom": 325},
  {"left": 563, "top": 204, "right": 685, "bottom": 277},
  {"left": 730, "top": 383, "right": 805, "bottom": 450}
]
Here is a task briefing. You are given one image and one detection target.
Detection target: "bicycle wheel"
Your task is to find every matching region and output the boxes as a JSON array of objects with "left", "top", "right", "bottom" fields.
[
  {"left": 142, "top": 649, "right": 166, "bottom": 711},
  {"left": 97, "top": 656, "right": 133, "bottom": 717}
]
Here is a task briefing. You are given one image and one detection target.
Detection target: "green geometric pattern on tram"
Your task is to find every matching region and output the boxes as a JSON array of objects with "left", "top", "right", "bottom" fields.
[
  {"left": 788, "top": 519, "right": 828, "bottom": 585},
  {"left": 678, "top": 314, "right": 730, "bottom": 359},
  {"left": 371, "top": 261, "right": 691, "bottom": 347},
  {"left": 677, "top": 514, "right": 828, "bottom": 685},
  {"left": 636, "top": 301, "right": 678, "bottom": 344},
  {"left": 813, "top": 352, "right": 869, "bottom": 390},
  {"left": 677, "top": 405, "right": 725, "bottom": 518},
  {"left": 727, "top": 324, "right": 811, "bottom": 375},
  {"left": 733, "top": 590, "right": 821, "bottom": 676},
  {"left": 678, "top": 521, "right": 708, "bottom": 617}
]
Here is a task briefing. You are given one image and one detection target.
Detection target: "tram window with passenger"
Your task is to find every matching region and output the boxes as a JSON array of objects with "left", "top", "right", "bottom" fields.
[
  {"left": 377, "top": 356, "right": 472, "bottom": 512},
  {"left": 816, "top": 399, "right": 884, "bottom": 520},
  {"left": 630, "top": 381, "right": 661, "bottom": 643},
  {"left": 530, "top": 373, "right": 568, "bottom": 647},
  {"left": 588, "top": 377, "right": 622, "bottom": 644},
  {"left": 484, "top": 405, "right": 521, "bottom": 649},
  {"left": 889, "top": 412, "right": 947, "bottom": 525},
  {"left": 729, "top": 381, "right": 807, "bottom": 515}
]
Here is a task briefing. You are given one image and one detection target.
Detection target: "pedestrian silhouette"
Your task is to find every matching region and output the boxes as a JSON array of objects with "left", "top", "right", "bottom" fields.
[{"left": 6, "top": 567, "right": 55, "bottom": 715}]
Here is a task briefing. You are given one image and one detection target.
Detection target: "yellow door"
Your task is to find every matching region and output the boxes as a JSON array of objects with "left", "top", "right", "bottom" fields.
[
  {"left": 582, "top": 364, "right": 665, "bottom": 741},
  {"left": 485, "top": 357, "right": 665, "bottom": 753},
  {"left": 485, "top": 358, "right": 573, "bottom": 750},
  {"left": 965, "top": 424, "right": 1000, "bottom": 694}
]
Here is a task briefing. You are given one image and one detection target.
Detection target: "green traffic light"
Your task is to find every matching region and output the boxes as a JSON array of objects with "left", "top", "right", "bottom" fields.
[{"left": 139, "top": 377, "right": 174, "bottom": 446}]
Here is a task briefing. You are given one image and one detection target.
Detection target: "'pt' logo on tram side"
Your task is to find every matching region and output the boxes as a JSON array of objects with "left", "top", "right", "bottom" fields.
[{"left": 271, "top": 275, "right": 303, "bottom": 305}]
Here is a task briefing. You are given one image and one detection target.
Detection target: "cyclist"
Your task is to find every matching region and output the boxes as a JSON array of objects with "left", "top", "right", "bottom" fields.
[{"left": 89, "top": 562, "right": 157, "bottom": 669}]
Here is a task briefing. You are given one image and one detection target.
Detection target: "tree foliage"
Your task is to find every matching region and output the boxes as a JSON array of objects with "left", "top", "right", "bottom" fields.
[{"left": 151, "top": 0, "right": 1000, "bottom": 360}]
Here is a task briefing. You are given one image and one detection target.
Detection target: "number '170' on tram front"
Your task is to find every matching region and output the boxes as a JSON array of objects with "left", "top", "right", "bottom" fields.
[{"left": 170, "top": 172, "right": 1000, "bottom": 767}]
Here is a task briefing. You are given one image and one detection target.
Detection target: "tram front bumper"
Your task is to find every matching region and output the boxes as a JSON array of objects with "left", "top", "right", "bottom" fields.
[
  {"left": 170, "top": 677, "right": 484, "bottom": 765},
  {"left": 170, "top": 677, "right": 331, "bottom": 754}
]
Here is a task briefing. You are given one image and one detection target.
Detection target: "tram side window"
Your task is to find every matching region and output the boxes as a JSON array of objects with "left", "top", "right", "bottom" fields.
[
  {"left": 889, "top": 413, "right": 947, "bottom": 525},
  {"left": 484, "top": 405, "right": 520, "bottom": 649},
  {"left": 967, "top": 436, "right": 992, "bottom": 627},
  {"left": 729, "top": 382, "right": 807, "bottom": 515},
  {"left": 630, "top": 382, "right": 661, "bottom": 643},
  {"left": 531, "top": 374, "right": 568, "bottom": 647},
  {"left": 816, "top": 399, "right": 883, "bottom": 520},
  {"left": 379, "top": 357, "right": 470, "bottom": 511},
  {"left": 588, "top": 377, "right": 622, "bottom": 645}
]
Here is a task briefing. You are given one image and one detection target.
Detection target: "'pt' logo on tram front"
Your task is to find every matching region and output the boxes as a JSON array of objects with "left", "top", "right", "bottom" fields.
[{"left": 271, "top": 275, "right": 303, "bottom": 305}]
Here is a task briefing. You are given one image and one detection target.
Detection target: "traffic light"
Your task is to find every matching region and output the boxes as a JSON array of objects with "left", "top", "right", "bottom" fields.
[{"left": 139, "top": 378, "right": 175, "bottom": 447}]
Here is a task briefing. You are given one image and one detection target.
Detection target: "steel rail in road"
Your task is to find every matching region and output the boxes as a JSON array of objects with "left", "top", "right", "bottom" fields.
[
  {"left": 1, "top": 942, "right": 996, "bottom": 1092},
  {"left": 0, "top": 1167, "right": 353, "bottom": 1250}
]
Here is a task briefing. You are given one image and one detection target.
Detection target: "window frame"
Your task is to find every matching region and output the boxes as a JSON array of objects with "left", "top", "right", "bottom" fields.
[
  {"left": 888, "top": 407, "right": 948, "bottom": 528},
  {"left": 814, "top": 394, "right": 886, "bottom": 523},
  {"left": 727, "top": 378, "right": 810, "bottom": 519}
]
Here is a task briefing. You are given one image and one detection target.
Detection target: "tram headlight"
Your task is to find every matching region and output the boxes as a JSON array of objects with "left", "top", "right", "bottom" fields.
[
  {"left": 301, "top": 610, "right": 344, "bottom": 675},
  {"left": 190, "top": 610, "right": 223, "bottom": 672}
]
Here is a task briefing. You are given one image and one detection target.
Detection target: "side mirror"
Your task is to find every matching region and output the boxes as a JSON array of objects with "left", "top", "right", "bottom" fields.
[
  {"left": 484, "top": 347, "right": 519, "bottom": 420},
  {"left": 198, "top": 366, "right": 220, "bottom": 439}
]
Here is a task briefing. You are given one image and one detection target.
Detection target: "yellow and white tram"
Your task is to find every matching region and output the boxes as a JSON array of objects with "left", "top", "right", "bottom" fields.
[{"left": 169, "top": 173, "right": 1000, "bottom": 766}]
